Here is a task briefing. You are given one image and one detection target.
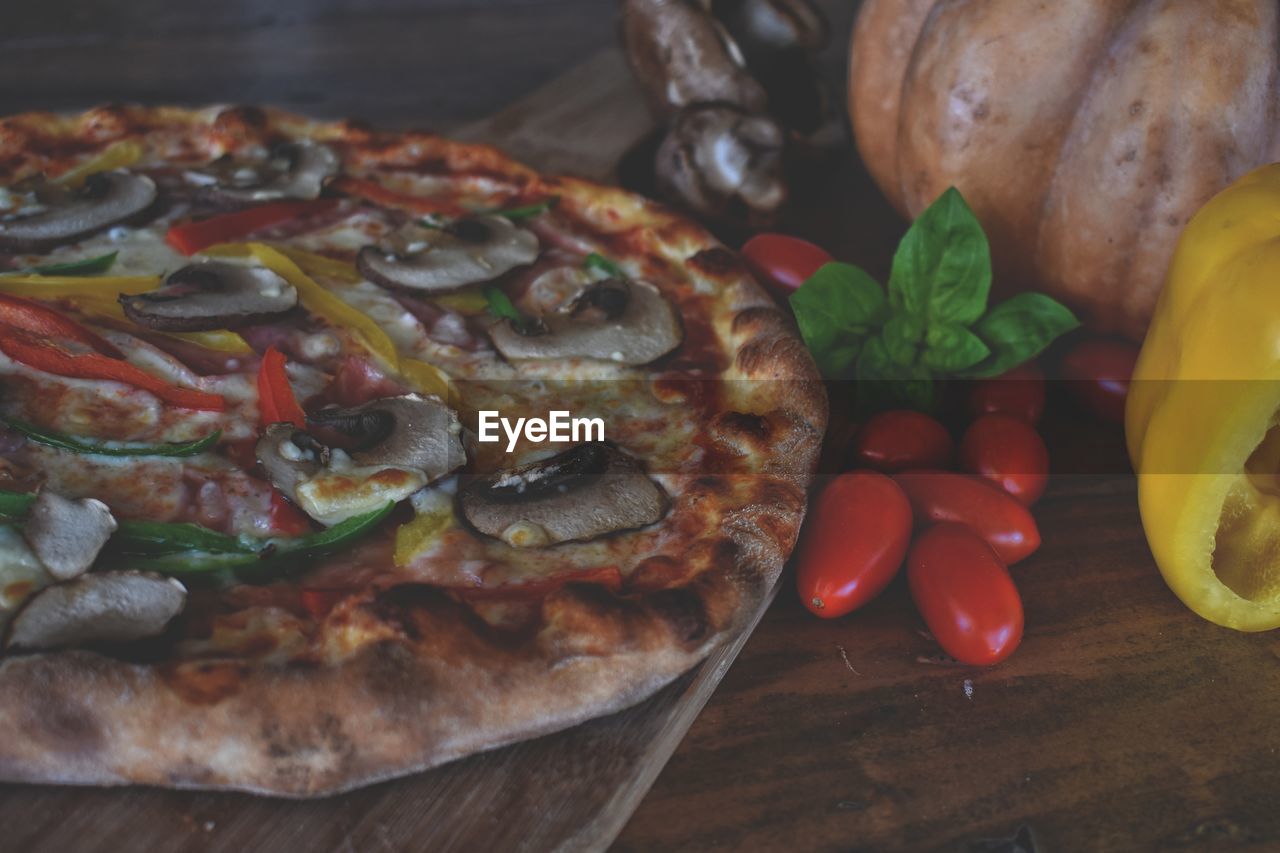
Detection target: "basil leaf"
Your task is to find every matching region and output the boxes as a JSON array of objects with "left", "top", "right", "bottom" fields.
[
  {"left": 24, "top": 251, "right": 118, "bottom": 276},
  {"left": 888, "top": 187, "right": 990, "bottom": 326},
  {"left": 856, "top": 337, "right": 936, "bottom": 413},
  {"left": 488, "top": 197, "right": 559, "bottom": 221},
  {"left": 881, "top": 313, "right": 924, "bottom": 367},
  {"left": 966, "top": 292, "right": 1080, "bottom": 378},
  {"left": 584, "top": 252, "right": 624, "bottom": 278},
  {"left": 922, "top": 323, "right": 991, "bottom": 373},
  {"left": 789, "top": 262, "right": 887, "bottom": 379}
]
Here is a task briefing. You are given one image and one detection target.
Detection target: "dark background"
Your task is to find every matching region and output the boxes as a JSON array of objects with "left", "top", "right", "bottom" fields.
[{"left": 0, "top": 0, "right": 856, "bottom": 129}]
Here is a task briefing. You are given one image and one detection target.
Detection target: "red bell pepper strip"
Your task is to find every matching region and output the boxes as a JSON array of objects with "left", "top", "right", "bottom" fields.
[
  {"left": 166, "top": 199, "right": 339, "bottom": 256},
  {"left": 299, "top": 588, "right": 349, "bottom": 620},
  {"left": 269, "top": 489, "right": 313, "bottom": 536},
  {"left": 0, "top": 293, "right": 121, "bottom": 356},
  {"left": 454, "top": 566, "right": 624, "bottom": 602},
  {"left": 256, "top": 346, "right": 306, "bottom": 428},
  {"left": 332, "top": 176, "right": 467, "bottom": 218},
  {"left": 0, "top": 327, "right": 225, "bottom": 410}
]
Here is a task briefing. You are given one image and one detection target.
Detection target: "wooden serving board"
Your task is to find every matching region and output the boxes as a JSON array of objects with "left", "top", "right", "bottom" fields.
[{"left": 0, "top": 49, "right": 784, "bottom": 853}]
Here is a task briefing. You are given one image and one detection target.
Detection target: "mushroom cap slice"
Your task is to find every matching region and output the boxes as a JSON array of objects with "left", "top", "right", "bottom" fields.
[
  {"left": 0, "top": 170, "right": 157, "bottom": 251},
  {"left": 356, "top": 216, "right": 540, "bottom": 292},
  {"left": 190, "top": 140, "right": 340, "bottom": 203},
  {"left": 257, "top": 394, "right": 466, "bottom": 525},
  {"left": 119, "top": 260, "right": 299, "bottom": 332},
  {"left": 22, "top": 491, "right": 118, "bottom": 581},
  {"left": 5, "top": 572, "right": 186, "bottom": 652},
  {"left": 489, "top": 278, "right": 683, "bottom": 365},
  {"left": 460, "top": 442, "right": 669, "bottom": 547}
]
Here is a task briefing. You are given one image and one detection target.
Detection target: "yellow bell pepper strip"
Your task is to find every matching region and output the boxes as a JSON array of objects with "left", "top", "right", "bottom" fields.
[
  {"left": 0, "top": 273, "right": 158, "bottom": 299},
  {"left": 211, "top": 242, "right": 455, "bottom": 403},
  {"left": 1127, "top": 163, "right": 1280, "bottom": 631},
  {"left": 434, "top": 290, "right": 492, "bottom": 315},
  {"left": 0, "top": 274, "right": 250, "bottom": 354},
  {"left": 269, "top": 244, "right": 362, "bottom": 284},
  {"left": 54, "top": 140, "right": 144, "bottom": 188}
]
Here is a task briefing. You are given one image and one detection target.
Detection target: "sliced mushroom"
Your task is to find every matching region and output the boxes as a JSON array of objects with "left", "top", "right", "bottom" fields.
[
  {"left": 119, "top": 260, "right": 298, "bottom": 332},
  {"left": 460, "top": 442, "right": 668, "bottom": 547},
  {"left": 21, "top": 491, "right": 118, "bottom": 581},
  {"left": 187, "top": 140, "right": 340, "bottom": 203},
  {"left": 489, "top": 277, "right": 683, "bottom": 365},
  {"left": 5, "top": 572, "right": 186, "bottom": 652},
  {"left": 655, "top": 103, "right": 786, "bottom": 223},
  {"left": 0, "top": 170, "right": 157, "bottom": 251},
  {"left": 257, "top": 394, "right": 466, "bottom": 525},
  {"left": 356, "top": 216, "right": 540, "bottom": 293}
]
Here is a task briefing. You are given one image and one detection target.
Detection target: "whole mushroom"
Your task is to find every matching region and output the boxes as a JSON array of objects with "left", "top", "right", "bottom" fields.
[{"left": 620, "top": 0, "right": 829, "bottom": 223}]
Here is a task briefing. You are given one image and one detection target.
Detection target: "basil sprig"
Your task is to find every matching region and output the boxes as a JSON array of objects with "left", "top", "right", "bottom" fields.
[{"left": 788, "top": 187, "right": 1079, "bottom": 412}]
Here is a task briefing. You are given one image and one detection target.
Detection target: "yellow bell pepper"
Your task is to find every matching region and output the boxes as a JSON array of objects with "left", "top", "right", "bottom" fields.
[
  {"left": 54, "top": 140, "right": 145, "bottom": 187},
  {"left": 215, "top": 242, "right": 454, "bottom": 404},
  {"left": 1127, "top": 163, "right": 1280, "bottom": 631},
  {"left": 0, "top": 274, "right": 158, "bottom": 298},
  {"left": 0, "top": 274, "right": 252, "bottom": 355}
]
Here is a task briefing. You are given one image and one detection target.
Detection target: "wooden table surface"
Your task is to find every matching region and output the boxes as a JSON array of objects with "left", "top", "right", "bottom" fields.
[{"left": 4, "top": 2, "right": 1280, "bottom": 851}]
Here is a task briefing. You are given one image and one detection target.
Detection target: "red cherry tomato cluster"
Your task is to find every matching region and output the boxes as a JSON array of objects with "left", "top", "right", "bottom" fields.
[{"left": 795, "top": 364, "right": 1057, "bottom": 666}]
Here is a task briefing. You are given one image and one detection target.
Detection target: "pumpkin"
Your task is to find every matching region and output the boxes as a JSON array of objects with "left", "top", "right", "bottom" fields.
[{"left": 848, "top": 0, "right": 1280, "bottom": 340}]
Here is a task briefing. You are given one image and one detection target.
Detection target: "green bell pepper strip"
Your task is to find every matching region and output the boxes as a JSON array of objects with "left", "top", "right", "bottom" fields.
[
  {"left": 112, "top": 520, "right": 258, "bottom": 556},
  {"left": 485, "top": 197, "right": 558, "bottom": 221},
  {"left": 0, "top": 489, "right": 35, "bottom": 520},
  {"left": 24, "top": 251, "right": 118, "bottom": 276},
  {"left": 4, "top": 417, "right": 220, "bottom": 457},
  {"left": 584, "top": 252, "right": 624, "bottom": 277},
  {"left": 126, "top": 502, "right": 395, "bottom": 580}
]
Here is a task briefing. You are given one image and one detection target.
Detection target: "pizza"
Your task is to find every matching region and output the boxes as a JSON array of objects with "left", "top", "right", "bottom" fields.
[{"left": 0, "top": 105, "right": 825, "bottom": 795}]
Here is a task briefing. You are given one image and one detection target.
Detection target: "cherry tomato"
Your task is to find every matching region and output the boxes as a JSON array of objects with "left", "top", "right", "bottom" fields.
[
  {"left": 795, "top": 471, "right": 912, "bottom": 618},
  {"left": 741, "top": 233, "right": 834, "bottom": 297},
  {"left": 894, "top": 471, "right": 1041, "bottom": 564},
  {"left": 850, "top": 409, "right": 954, "bottom": 473},
  {"left": 1060, "top": 338, "right": 1139, "bottom": 422},
  {"left": 908, "top": 523, "right": 1024, "bottom": 666},
  {"left": 959, "top": 414, "right": 1050, "bottom": 506},
  {"left": 967, "top": 362, "right": 1045, "bottom": 424}
]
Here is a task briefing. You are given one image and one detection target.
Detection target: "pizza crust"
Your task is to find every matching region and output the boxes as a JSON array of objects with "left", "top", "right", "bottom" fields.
[{"left": 0, "top": 105, "right": 826, "bottom": 795}]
